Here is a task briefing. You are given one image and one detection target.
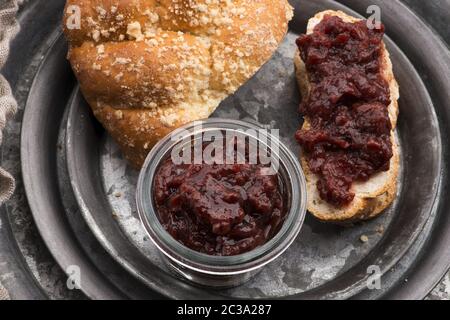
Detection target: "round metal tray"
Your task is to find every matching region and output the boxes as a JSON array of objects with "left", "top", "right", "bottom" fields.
[{"left": 12, "top": 0, "right": 450, "bottom": 299}]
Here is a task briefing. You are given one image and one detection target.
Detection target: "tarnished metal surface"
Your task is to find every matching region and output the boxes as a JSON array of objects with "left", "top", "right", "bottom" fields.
[
  {"left": 429, "top": 274, "right": 450, "bottom": 300},
  {"left": 98, "top": 32, "right": 400, "bottom": 297},
  {"left": 65, "top": 0, "right": 442, "bottom": 299},
  {"left": 0, "top": 0, "right": 448, "bottom": 299}
]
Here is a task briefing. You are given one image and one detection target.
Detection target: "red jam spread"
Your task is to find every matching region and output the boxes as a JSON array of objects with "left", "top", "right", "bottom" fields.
[
  {"left": 153, "top": 142, "right": 286, "bottom": 256},
  {"left": 295, "top": 15, "right": 393, "bottom": 207}
]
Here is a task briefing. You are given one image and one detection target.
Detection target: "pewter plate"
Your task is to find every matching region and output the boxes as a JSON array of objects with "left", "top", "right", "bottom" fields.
[
  {"left": 18, "top": 0, "right": 450, "bottom": 300},
  {"left": 64, "top": 0, "right": 441, "bottom": 299}
]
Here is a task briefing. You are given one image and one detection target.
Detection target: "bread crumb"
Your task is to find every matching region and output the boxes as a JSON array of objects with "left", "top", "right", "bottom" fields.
[
  {"left": 127, "top": 21, "right": 144, "bottom": 41},
  {"left": 114, "top": 72, "right": 124, "bottom": 81},
  {"left": 160, "top": 113, "right": 178, "bottom": 127},
  {"left": 113, "top": 57, "right": 131, "bottom": 65},
  {"left": 96, "top": 44, "right": 105, "bottom": 55},
  {"left": 146, "top": 38, "right": 159, "bottom": 46},
  {"left": 144, "top": 10, "right": 159, "bottom": 23},
  {"left": 360, "top": 235, "right": 369, "bottom": 243},
  {"left": 96, "top": 6, "right": 107, "bottom": 17},
  {"left": 114, "top": 110, "right": 123, "bottom": 119},
  {"left": 92, "top": 29, "right": 100, "bottom": 42},
  {"left": 100, "top": 30, "right": 110, "bottom": 38}
]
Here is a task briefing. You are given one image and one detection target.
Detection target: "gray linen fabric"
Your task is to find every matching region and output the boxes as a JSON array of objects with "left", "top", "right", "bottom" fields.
[{"left": 0, "top": 0, "right": 21, "bottom": 300}]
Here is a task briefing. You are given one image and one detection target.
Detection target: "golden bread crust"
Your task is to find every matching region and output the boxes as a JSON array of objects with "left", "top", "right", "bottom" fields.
[{"left": 64, "top": 0, "right": 294, "bottom": 167}]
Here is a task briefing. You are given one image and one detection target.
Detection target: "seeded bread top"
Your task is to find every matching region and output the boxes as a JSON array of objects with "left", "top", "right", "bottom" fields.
[{"left": 63, "top": 0, "right": 293, "bottom": 167}]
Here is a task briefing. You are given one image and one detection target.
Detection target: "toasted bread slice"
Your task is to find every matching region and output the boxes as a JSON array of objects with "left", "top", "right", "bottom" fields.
[{"left": 294, "top": 10, "right": 400, "bottom": 223}]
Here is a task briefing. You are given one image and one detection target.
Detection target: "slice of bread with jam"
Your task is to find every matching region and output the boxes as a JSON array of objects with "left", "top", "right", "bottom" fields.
[{"left": 294, "top": 10, "right": 400, "bottom": 223}]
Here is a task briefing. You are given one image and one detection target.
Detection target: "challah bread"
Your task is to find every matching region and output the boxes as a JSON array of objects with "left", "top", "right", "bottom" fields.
[
  {"left": 63, "top": 0, "right": 294, "bottom": 168},
  {"left": 294, "top": 10, "right": 400, "bottom": 223}
]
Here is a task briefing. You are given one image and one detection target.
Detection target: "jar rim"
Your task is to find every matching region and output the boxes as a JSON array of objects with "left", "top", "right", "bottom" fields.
[{"left": 136, "top": 118, "right": 307, "bottom": 275}]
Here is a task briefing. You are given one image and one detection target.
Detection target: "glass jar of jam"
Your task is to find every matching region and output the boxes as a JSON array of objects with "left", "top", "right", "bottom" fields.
[{"left": 136, "top": 118, "right": 307, "bottom": 287}]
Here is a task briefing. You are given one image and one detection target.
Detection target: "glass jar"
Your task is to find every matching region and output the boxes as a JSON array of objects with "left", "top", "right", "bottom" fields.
[{"left": 136, "top": 118, "right": 307, "bottom": 288}]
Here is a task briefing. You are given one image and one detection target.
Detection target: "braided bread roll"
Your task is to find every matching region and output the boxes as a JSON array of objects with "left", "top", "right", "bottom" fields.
[{"left": 63, "top": 0, "right": 293, "bottom": 168}]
